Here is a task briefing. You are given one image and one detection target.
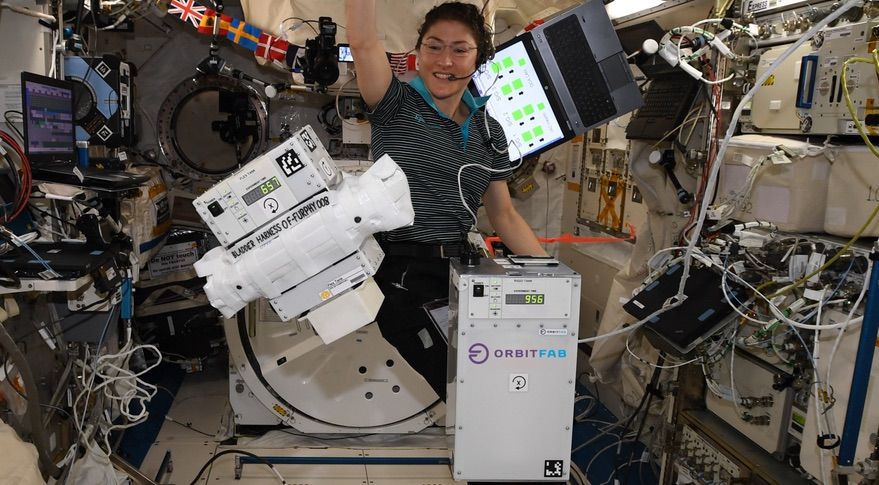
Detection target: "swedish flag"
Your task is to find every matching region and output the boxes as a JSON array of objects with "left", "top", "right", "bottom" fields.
[{"left": 226, "top": 18, "right": 261, "bottom": 52}]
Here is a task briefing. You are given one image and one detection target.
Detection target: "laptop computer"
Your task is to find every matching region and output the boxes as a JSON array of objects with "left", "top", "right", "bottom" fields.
[
  {"left": 471, "top": 0, "right": 643, "bottom": 161},
  {"left": 625, "top": 45, "right": 701, "bottom": 141},
  {"left": 21, "top": 71, "right": 149, "bottom": 191},
  {"left": 622, "top": 262, "right": 747, "bottom": 357},
  {"left": 0, "top": 241, "right": 119, "bottom": 281},
  {"left": 20, "top": 72, "right": 76, "bottom": 164}
]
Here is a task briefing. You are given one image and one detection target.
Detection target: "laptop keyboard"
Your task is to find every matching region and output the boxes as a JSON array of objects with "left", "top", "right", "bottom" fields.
[
  {"left": 626, "top": 73, "right": 700, "bottom": 140},
  {"left": 638, "top": 78, "right": 694, "bottom": 118},
  {"left": 543, "top": 15, "right": 616, "bottom": 127}
]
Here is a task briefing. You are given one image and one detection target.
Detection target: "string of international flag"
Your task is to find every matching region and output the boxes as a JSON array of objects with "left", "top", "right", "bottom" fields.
[{"left": 165, "top": 0, "right": 416, "bottom": 75}]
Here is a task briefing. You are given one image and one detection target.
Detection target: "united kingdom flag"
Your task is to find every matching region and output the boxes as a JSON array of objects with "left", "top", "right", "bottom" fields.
[{"left": 168, "top": 0, "right": 206, "bottom": 28}]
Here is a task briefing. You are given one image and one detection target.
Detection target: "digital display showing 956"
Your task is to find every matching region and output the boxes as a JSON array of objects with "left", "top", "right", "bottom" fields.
[
  {"left": 505, "top": 294, "right": 545, "bottom": 305},
  {"left": 242, "top": 177, "right": 282, "bottom": 206}
]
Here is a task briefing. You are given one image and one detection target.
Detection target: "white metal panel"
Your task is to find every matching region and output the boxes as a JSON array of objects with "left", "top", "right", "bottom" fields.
[{"left": 449, "top": 259, "right": 580, "bottom": 482}]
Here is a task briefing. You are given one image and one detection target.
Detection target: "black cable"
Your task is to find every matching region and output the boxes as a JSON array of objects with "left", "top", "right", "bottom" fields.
[
  {"left": 613, "top": 352, "right": 666, "bottom": 485},
  {"left": 15, "top": 295, "right": 114, "bottom": 343},
  {"left": 164, "top": 416, "right": 216, "bottom": 438},
  {"left": 2, "top": 110, "right": 24, "bottom": 141},
  {"left": 280, "top": 16, "right": 320, "bottom": 35},
  {"left": 701, "top": 83, "right": 719, "bottom": 118},
  {"left": 0, "top": 320, "right": 60, "bottom": 478},
  {"left": 189, "top": 449, "right": 288, "bottom": 485},
  {"left": 29, "top": 204, "right": 79, "bottom": 230}
]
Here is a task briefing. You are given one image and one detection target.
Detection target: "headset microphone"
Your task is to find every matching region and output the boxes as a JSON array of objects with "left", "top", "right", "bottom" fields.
[{"left": 446, "top": 70, "right": 478, "bottom": 81}]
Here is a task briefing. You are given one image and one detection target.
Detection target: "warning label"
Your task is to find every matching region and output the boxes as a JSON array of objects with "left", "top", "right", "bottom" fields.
[{"left": 149, "top": 241, "right": 199, "bottom": 278}]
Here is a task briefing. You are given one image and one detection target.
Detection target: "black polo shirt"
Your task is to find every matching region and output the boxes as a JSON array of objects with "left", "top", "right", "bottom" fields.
[{"left": 368, "top": 75, "right": 512, "bottom": 243}]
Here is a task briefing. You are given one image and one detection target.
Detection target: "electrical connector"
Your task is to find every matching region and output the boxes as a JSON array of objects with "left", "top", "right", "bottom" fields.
[
  {"left": 709, "top": 30, "right": 736, "bottom": 60},
  {"left": 658, "top": 41, "right": 681, "bottom": 67},
  {"left": 678, "top": 61, "right": 704, "bottom": 81}
]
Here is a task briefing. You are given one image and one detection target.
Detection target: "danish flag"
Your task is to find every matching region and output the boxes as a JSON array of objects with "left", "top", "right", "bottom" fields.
[
  {"left": 256, "top": 33, "right": 289, "bottom": 62},
  {"left": 168, "top": 0, "right": 206, "bottom": 28}
]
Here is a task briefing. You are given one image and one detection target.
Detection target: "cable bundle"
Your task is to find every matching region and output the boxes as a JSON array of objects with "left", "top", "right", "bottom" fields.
[{"left": 0, "top": 130, "right": 32, "bottom": 224}]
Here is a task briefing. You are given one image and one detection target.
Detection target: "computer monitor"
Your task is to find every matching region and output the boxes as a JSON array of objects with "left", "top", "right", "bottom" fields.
[
  {"left": 20, "top": 72, "right": 75, "bottom": 163},
  {"left": 471, "top": 39, "right": 568, "bottom": 162},
  {"left": 471, "top": 0, "right": 643, "bottom": 162}
]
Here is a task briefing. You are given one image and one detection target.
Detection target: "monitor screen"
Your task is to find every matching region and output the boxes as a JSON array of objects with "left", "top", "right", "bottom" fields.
[
  {"left": 472, "top": 39, "right": 566, "bottom": 162},
  {"left": 338, "top": 44, "right": 354, "bottom": 63},
  {"left": 21, "top": 73, "right": 75, "bottom": 160}
]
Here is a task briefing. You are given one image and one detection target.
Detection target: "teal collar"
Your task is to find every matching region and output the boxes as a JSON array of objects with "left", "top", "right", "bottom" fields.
[{"left": 409, "top": 76, "right": 490, "bottom": 148}]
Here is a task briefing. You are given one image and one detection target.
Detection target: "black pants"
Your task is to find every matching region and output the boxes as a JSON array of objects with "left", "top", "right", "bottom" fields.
[{"left": 373, "top": 254, "right": 449, "bottom": 401}]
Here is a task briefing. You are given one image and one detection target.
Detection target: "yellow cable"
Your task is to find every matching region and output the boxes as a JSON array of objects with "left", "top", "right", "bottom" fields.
[
  {"left": 753, "top": 52, "right": 879, "bottom": 298},
  {"left": 842, "top": 55, "right": 879, "bottom": 158},
  {"left": 766, "top": 202, "right": 879, "bottom": 298}
]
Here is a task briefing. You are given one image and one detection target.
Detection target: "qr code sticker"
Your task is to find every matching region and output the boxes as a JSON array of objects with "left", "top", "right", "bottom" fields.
[
  {"left": 275, "top": 149, "right": 304, "bottom": 177},
  {"left": 544, "top": 460, "right": 564, "bottom": 477},
  {"left": 299, "top": 129, "right": 317, "bottom": 151}
]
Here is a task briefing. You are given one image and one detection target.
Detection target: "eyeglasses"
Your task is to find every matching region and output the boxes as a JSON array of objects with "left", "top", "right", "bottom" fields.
[{"left": 420, "top": 41, "right": 478, "bottom": 58}]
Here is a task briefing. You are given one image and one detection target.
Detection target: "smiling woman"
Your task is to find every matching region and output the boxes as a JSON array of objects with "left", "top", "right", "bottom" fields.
[{"left": 345, "top": 0, "right": 547, "bottom": 402}]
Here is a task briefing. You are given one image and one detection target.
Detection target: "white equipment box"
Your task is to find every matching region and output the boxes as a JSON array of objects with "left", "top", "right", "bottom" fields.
[
  {"left": 447, "top": 257, "right": 580, "bottom": 482},
  {"left": 191, "top": 125, "right": 414, "bottom": 343}
]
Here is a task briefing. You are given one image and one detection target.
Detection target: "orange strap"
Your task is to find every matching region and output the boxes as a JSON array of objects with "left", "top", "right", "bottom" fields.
[{"left": 484, "top": 224, "right": 636, "bottom": 257}]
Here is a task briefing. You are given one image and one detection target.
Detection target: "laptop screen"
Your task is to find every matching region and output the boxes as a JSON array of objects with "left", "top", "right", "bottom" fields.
[
  {"left": 21, "top": 72, "right": 75, "bottom": 162},
  {"left": 471, "top": 38, "right": 566, "bottom": 162}
]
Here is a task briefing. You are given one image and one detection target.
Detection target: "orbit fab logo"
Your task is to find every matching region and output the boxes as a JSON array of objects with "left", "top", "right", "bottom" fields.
[
  {"left": 467, "top": 343, "right": 567, "bottom": 364},
  {"left": 468, "top": 343, "right": 489, "bottom": 364}
]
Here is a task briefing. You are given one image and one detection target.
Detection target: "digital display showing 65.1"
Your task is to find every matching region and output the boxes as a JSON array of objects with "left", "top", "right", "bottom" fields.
[
  {"left": 242, "top": 177, "right": 282, "bottom": 206},
  {"left": 505, "top": 294, "right": 545, "bottom": 305}
]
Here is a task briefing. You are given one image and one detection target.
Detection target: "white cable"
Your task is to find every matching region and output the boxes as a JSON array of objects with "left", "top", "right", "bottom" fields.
[
  {"left": 718, "top": 251, "right": 866, "bottom": 331},
  {"left": 456, "top": 139, "right": 523, "bottom": 227},
  {"left": 825, "top": 264, "right": 871, "bottom": 384},
  {"left": 72, "top": 337, "right": 163, "bottom": 459},
  {"left": 47, "top": 29, "right": 60, "bottom": 78},
  {"left": 813, "top": 332, "right": 830, "bottom": 485},
  {"left": 673, "top": 0, "right": 864, "bottom": 307},
  {"left": 569, "top": 461, "right": 588, "bottom": 485},
  {"left": 625, "top": 331, "right": 700, "bottom": 369},
  {"left": 0, "top": 2, "right": 56, "bottom": 21},
  {"left": 335, "top": 74, "right": 365, "bottom": 127}
]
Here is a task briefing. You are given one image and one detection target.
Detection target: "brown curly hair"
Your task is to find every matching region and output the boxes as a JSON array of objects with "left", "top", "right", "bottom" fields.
[{"left": 416, "top": 2, "right": 495, "bottom": 69}]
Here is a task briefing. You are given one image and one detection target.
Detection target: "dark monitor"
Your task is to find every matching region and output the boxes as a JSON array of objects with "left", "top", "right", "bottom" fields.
[
  {"left": 20, "top": 72, "right": 75, "bottom": 163},
  {"left": 471, "top": 0, "right": 643, "bottom": 162},
  {"left": 615, "top": 20, "right": 666, "bottom": 56}
]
